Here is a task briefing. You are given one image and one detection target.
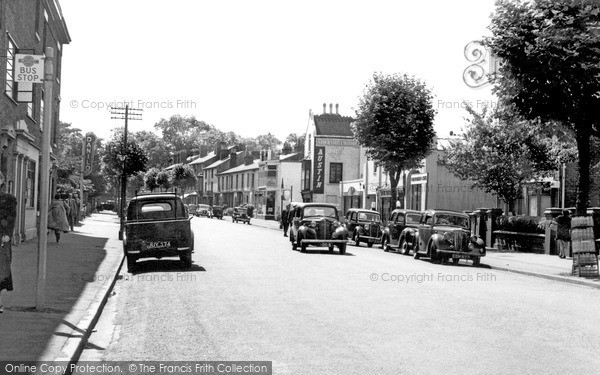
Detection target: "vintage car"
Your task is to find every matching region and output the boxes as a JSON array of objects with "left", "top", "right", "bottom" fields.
[
  {"left": 211, "top": 205, "right": 224, "bottom": 219},
  {"left": 196, "top": 204, "right": 211, "bottom": 217},
  {"left": 344, "top": 208, "right": 383, "bottom": 248},
  {"left": 187, "top": 204, "right": 198, "bottom": 216},
  {"left": 412, "top": 209, "right": 485, "bottom": 266},
  {"left": 123, "top": 193, "right": 194, "bottom": 272},
  {"left": 381, "top": 209, "right": 423, "bottom": 254},
  {"left": 232, "top": 205, "right": 253, "bottom": 224},
  {"left": 289, "top": 202, "right": 349, "bottom": 254}
]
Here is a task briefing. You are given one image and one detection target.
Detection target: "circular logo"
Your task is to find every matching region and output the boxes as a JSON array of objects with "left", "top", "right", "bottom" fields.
[{"left": 21, "top": 55, "right": 36, "bottom": 67}]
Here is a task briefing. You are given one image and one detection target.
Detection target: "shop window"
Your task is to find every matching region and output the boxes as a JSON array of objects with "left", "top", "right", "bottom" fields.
[{"left": 26, "top": 160, "right": 36, "bottom": 207}]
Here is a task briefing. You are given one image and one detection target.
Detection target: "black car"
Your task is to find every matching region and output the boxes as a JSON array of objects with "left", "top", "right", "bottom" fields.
[
  {"left": 381, "top": 209, "right": 423, "bottom": 254},
  {"left": 344, "top": 208, "right": 383, "bottom": 248},
  {"left": 289, "top": 202, "right": 349, "bottom": 254}
]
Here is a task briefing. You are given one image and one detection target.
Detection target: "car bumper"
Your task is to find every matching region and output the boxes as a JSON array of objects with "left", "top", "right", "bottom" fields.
[
  {"left": 126, "top": 247, "right": 192, "bottom": 259},
  {"left": 300, "top": 239, "right": 347, "bottom": 245},
  {"left": 359, "top": 235, "right": 382, "bottom": 243}
]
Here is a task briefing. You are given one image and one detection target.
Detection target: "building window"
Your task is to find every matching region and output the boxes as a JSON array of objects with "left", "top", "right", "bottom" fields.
[
  {"left": 241, "top": 174, "right": 244, "bottom": 189},
  {"left": 236, "top": 175, "right": 239, "bottom": 189},
  {"left": 26, "top": 160, "right": 36, "bottom": 207},
  {"left": 302, "top": 160, "right": 311, "bottom": 190},
  {"left": 267, "top": 165, "right": 277, "bottom": 177},
  {"left": 251, "top": 173, "right": 255, "bottom": 188},
  {"left": 5, "top": 36, "right": 16, "bottom": 100},
  {"left": 330, "top": 163, "right": 343, "bottom": 183}
]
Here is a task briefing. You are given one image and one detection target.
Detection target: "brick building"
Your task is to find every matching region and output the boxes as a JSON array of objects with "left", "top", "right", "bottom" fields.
[
  {"left": 300, "top": 103, "right": 361, "bottom": 207},
  {"left": 0, "top": 0, "right": 70, "bottom": 242}
]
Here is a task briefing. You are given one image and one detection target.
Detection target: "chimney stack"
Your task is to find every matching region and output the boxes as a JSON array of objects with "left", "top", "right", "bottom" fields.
[
  {"left": 244, "top": 154, "right": 253, "bottom": 165},
  {"left": 335, "top": 103, "right": 339, "bottom": 115},
  {"left": 323, "top": 103, "right": 326, "bottom": 114},
  {"left": 329, "top": 103, "right": 333, "bottom": 114}
]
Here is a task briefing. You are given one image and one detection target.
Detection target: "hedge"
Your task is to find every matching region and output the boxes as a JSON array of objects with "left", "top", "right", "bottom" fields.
[{"left": 495, "top": 215, "right": 547, "bottom": 234}]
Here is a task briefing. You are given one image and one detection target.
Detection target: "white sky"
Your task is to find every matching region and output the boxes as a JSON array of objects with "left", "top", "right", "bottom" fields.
[{"left": 58, "top": 0, "right": 497, "bottom": 144}]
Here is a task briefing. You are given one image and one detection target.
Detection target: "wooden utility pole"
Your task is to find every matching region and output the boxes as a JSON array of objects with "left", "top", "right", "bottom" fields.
[{"left": 110, "top": 105, "right": 142, "bottom": 240}]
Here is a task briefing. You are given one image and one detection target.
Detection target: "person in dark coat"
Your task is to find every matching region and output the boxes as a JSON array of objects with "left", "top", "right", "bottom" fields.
[
  {"left": 0, "top": 180, "right": 17, "bottom": 313},
  {"left": 555, "top": 209, "right": 572, "bottom": 259},
  {"left": 48, "top": 194, "right": 70, "bottom": 243},
  {"left": 281, "top": 206, "right": 290, "bottom": 237}
]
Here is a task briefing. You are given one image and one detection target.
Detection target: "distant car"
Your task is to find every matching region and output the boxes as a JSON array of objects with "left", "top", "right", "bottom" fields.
[
  {"left": 211, "top": 205, "right": 224, "bottom": 219},
  {"left": 232, "top": 206, "right": 252, "bottom": 224},
  {"left": 123, "top": 193, "right": 194, "bottom": 272},
  {"left": 289, "top": 202, "right": 349, "bottom": 254},
  {"left": 196, "top": 204, "right": 211, "bottom": 217},
  {"left": 344, "top": 208, "right": 383, "bottom": 248},
  {"left": 381, "top": 209, "right": 423, "bottom": 254},
  {"left": 412, "top": 209, "right": 485, "bottom": 266},
  {"left": 188, "top": 204, "right": 198, "bottom": 216}
]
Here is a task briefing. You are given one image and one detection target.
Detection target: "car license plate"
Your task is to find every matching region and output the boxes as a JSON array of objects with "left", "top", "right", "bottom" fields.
[
  {"left": 145, "top": 241, "right": 171, "bottom": 249},
  {"left": 452, "top": 253, "right": 471, "bottom": 259}
]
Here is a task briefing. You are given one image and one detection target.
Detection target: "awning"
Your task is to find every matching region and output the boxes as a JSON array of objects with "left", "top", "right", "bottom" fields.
[{"left": 184, "top": 192, "right": 198, "bottom": 198}]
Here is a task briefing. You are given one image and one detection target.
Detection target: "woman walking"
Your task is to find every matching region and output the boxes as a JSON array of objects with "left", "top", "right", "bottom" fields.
[
  {"left": 48, "top": 194, "right": 70, "bottom": 243},
  {"left": 0, "top": 177, "right": 17, "bottom": 314}
]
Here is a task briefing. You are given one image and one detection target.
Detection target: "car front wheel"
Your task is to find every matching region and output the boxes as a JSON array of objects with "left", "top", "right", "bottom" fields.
[
  {"left": 399, "top": 238, "right": 410, "bottom": 255},
  {"left": 126, "top": 255, "right": 137, "bottom": 273},
  {"left": 353, "top": 232, "right": 360, "bottom": 247},
  {"left": 382, "top": 236, "right": 390, "bottom": 252},
  {"left": 472, "top": 257, "right": 480, "bottom": 267},
  {"left": 429, "top": 244, "right": 439, "bottom": 263},
  {"left": 339, "top": 242, "right": 346, "bottom": 255}
]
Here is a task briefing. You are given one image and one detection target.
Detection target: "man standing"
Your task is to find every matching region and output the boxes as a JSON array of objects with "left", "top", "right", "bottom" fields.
[
  {"left": 66, "top": 193, "right": 78, "bottom": 231},
  {"left": 0, "top": 176, "right": 17, "bottom": 313},
  {"left": 556, "top": 209, "right": 572, "bottom": 259},
  {"left": 281, "top": 206, "right": 289, "bottom": 237}
]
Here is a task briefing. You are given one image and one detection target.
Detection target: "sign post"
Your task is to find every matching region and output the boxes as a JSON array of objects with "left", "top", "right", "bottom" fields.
[{"left": 36, "top": 47, "right": 53, "bottom": 310}]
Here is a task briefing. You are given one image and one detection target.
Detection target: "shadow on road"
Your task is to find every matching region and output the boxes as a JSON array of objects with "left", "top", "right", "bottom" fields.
[{"left": 129, "top": 259, "right": 206, "bottom": 274}]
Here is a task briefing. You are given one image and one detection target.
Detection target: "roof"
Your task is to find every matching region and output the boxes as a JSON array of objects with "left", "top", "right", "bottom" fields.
[
  {"left": 189, "top": 151, "right": 216, "bottom": 165},
  {"left": 204, "top": 157, "right": 230, "bottom": 170},
  {"left": 279, "top": 152, "right": 303, "bottom": 162},
  {"left": 390, "top": 209, "right": 424, "bottom": 215},
  {"left": 130, "top": 193, "right": 180, "bottom": 202},
  {"left": 345, "top": 208, "right": 381, "bottom": 214},
  {"left": 219, "top": 160, "right": 260, "bottom": 175},
  {"left": 423, "top": 209, "right": 469, "bottom": 216},
  {"left": 313, "top": 113, "right": 354, "bottom": 137}
]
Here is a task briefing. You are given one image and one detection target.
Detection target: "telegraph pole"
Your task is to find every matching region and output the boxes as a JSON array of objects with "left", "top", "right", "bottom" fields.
[{"left": 110, "top": 105, "right": 142, "bottom": 240}]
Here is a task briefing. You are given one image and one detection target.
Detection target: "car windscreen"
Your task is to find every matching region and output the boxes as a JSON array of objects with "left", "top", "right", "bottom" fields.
[
  {"left": 357, "top": 212, "right": 380, "bottom": 222},
  {"left": 406, "top": 213, "right": 422, "bottom": 224},
  {"left": 434, "top": 214, "right": 469, "bottom": 228},
  {"left": 303, "top": 206, "right": 338, "bottom": 219}
]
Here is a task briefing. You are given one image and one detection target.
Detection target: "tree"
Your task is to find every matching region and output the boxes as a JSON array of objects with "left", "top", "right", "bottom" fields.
[
  {"left": 102, "top": 129, "right": 149, "bottom": 182},
  {"left": 485, "top": 0, "right": 600, "bottom": 215},
  {"left": 255, "top": 133, "right": 282, "bottom": 151},
  {"left": 154, "top": 115, "right": 211, "bottom": 162},
  {"left": 144, "top": 168, "right": 160, "bottom": 192},
  {"left": 443, "top": 105, "right": 568, "bottom": 213},
  {"left": 156, "top": 170, "right": 172, "bottom": 191},
  {"left": 131, "top": 130, "right": 171, "bottom": 169},
  {"left": 171, "top": 164, "right": 197, "bottom": 196},
  {"left": 352, "top": 72, "right": 436, "bottom": 209},
  {"left": 285, "top": 133, "right": 306, "bottom": 152}
]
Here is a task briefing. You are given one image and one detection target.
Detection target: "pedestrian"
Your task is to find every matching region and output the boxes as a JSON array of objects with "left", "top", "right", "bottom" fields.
[
  {"left": 281, "top": 206, "right": 289, "bottom": 237},
  {"left": 555, "top": 209, "right": 572, "bottom": 259},
  {"left": 48, "top": 194, "right": 70, "bottom": 244},
  {"left": 0, "top": 176, "right": 17, "bottom": 314},
  {"left": 66, "top": 193, "right": 78, "bottom": 231}
]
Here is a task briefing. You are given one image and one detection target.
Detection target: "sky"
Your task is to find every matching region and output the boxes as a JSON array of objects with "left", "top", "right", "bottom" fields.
[{"left": 58, "top": 0, "right": 498, "bottom": 144}]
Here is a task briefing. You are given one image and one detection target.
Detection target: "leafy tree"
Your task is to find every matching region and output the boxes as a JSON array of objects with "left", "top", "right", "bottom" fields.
[
  {"left": 285, "top": 133, "right": 306, "bottom": 152},
  {"left": 352, "top": 72, "right": 436, "bottom": 208},
  {"left": 156, "top": 170, "right": 172, "bottom": 191},
  {"left": 171, "top": 164, "right": 197, "bottom": 195},
  {"left": 128, "top": 171, "right": 146, "bottom": 196},
  {"left": 443, "top": 105, "right": 567, "bottom": 214},
  {"left": 102, "top": 128, "right": 149, "bottom": 182},
  {"left": 485, "top": 0, "right": 600, "bottom": 215},
  {"left": 255, "top": 133, "right": 282, "bottom": 151},
  {"left": 131, "top": 130, "right": 171, "bottom": 169},
  {"left": 144, "top": 168, "right": 160, "bottom": 192},
  {"left": 154, "top": 115, "right": 211, "bottom": 162}
]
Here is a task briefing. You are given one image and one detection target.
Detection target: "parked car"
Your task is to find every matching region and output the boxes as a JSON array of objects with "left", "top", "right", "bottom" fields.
[
  {"left": 187, "top": 204, "right": 198, "bottom": 216},
  {"left": 123, "top": 193, "right": 194, "bottom": 272},
  {"left": 289, "top": 202, "right": 349, "bottom": 254},
  {"left": 232, "top": 206, "right": 252, "bottom": 224},
  {"left": 212, "top": 205, "right": 224, "bottom": 219},
  {"left": 344, "top": 208, "right": 383, "bottom": 248},
  {"left": 412, "top": 209, "right": 485, "bottom": 266},
  {"left": 196, "top": 204, "right": 211, "bottom": 217},
  {"left": 381, "top": 209, "right": 423, "bottom": 254}
]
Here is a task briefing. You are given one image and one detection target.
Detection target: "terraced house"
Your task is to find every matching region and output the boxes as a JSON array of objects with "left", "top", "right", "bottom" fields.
[{"left": 0, "top": 0, "right": 70, "bottom": 242}]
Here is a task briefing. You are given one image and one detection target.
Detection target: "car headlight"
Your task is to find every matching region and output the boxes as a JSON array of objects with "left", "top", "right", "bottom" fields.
[
  {"left": 443, "top": 232, "right": 453, "bottom": 244},
  {"left": 470, "top": 235, "right": 478, "bottom": 243},
  {"left": 333, "top": 221, "right": 341, "bottom": 228},
  {"left": 309, "top": 221, "right": 317, "bottom": 228}
]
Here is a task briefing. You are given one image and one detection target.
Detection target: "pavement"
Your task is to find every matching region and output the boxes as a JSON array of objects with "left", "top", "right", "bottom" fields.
[{"left": 0, "top": 213, "right": 598, "bottom": 365}]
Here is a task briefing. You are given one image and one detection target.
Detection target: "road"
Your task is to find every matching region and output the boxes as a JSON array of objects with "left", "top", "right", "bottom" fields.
[{"left": 77, "top": 216, "right": 600, "bottom": 374}]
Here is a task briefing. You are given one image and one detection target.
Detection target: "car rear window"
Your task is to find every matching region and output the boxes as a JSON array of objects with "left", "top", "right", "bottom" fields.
[
  {"left": 358, "top": 212, "right": 380, "bottom": 221},
  {"left": 127, "top": 198, "right": 187, "bottom": 220},
  {"left": 304, "top": 206, "right": 338, "bottom": 219}
]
